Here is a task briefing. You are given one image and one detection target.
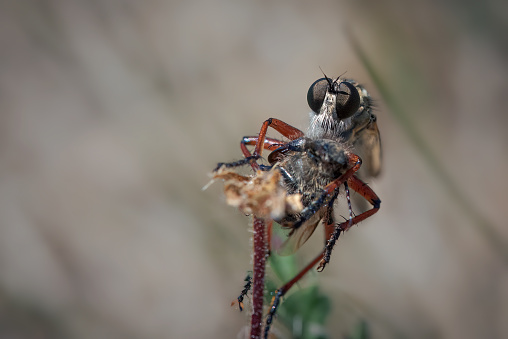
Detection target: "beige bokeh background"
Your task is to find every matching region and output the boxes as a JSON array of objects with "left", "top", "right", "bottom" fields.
[{"left": 1, "top": 1, "right": 507, "bottom": 338}]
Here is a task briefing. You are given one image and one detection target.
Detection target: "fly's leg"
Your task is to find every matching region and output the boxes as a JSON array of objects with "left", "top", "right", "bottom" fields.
[
  {"left": 214, "top": 118, "right": 303, "bottom": 172},
  {"left": 263, "top": 198, "right": 337, "bottom": 339},
  {"left": 213, "top": 136, "right": 286, "bottom": 172},
  {"left": 232, "top": 273, "right": 252, "bottom": 312},
  {"left": 252, "top": 118, "right": 304, "bottom": 155},
  {"left": 240, "top": 136, "right": 284, "bottom": 159},
  {"left": 213, "top": 155, "right": 263, "bottom": 172},
  {"left": 213, "top": 137, "right": 281, "bottom": 172},
  {"left": 317, "top": 181, "right": 353, "bottom": 272},
  {"left": 317, "top": 175, "right": 381, "bottom": 271},
  {"left": 264, "top": 251, "right": 326, "bottom": 338},
  {"left": 263, "top": 177, "right": 380, "bottom": 336},
  {"left": 244, "top": 119, "right": 304, "bottom": 171}
]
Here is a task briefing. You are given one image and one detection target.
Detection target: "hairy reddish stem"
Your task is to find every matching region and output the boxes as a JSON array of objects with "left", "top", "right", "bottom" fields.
[{"left": 250, "top": 217, "right": 267, "bottom": 339}]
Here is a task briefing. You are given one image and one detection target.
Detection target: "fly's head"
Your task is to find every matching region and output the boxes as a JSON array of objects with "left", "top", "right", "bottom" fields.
[
  {"left": 306, "top": 76, "right": 381, "bottom": 177},
  {"left": 307, "top": 76, "right": 360, "bottom": 139}
]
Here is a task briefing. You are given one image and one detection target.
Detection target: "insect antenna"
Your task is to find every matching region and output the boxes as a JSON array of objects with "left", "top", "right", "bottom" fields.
[
  {"left": 334, "top": 70, "right": 348, "bottom": 84},
  {"left": 318, "top": 66, "right": 333, "bottom": 88}
]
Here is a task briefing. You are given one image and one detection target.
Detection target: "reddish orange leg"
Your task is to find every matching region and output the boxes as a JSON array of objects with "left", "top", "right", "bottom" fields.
[
  {"left": 253, "top": 118, "right": 304, "bottom": 155},
  {"left": 263, "top": 200, "right": 337, "bottom": 339},
  {"left": 263, "top": 252, "right": 325, "bottom": 338},
  {"left": 263, "top": 174, "right": 380, "bottom": 337},
  {"left": 343, "top": 175, "right": 381, "bottom": 230},
  {"left": 234, "top": 274, "right": 252, "bottom": 312},
  {"left": 212, "top": 137, "right": 280, "bottom": 172},
  {"left": 240, "top": 136, "right": 285, "bottom": 169},
  {"left": 214, "top": 117, "right": 303, "bottom": 172},
  {"left": 317, "top": 175, "right": 381, "bottom": 271},
  {"left": 245, "top": 118, "right": 304, "bottom": 171}
]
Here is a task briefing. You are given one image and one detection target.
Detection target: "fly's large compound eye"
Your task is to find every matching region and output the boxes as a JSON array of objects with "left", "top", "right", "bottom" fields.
[
  {"left": 336, "top": 81, "right": 360, "bottom": 120},
  {"left": 307, "top": 78, "right": 328, "bottom": 113}
]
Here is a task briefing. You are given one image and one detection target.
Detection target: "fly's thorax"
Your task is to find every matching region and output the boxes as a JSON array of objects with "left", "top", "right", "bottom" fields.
[
  {"left": 342, "top": 82, "right": 375, "bottom": 142},
  {"left": 338, "top": 107, "right": 371, "bottom": 145},
  {"left": 338, "top": 84, "right": 381, "bottom": 179}
]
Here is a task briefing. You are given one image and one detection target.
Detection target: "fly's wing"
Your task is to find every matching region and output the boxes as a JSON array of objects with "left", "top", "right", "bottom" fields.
[
  {"left": 353, "top": 118, "right": 382, "bottom": 179},
  {"left": 354, "top": 83, "right": 382, "bottom": 179},
  {"left": 276, "top": 211, "right": 323, "bottom": 256},
  {"left": 340, "top": 81, "right": 382, "bottom": 180}
]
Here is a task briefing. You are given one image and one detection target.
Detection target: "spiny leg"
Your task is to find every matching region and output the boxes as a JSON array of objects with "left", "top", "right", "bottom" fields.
[
  {"left": 317, "top": 175, "right": 381, "bottom": 271},
  {"left": 213, "top": 155, "right": 261, "bottom": 172},
  {"left": 232, "top": 273, "right": 252, "bottom": 312},
  {"left": 317, "top": 181, "right": 353, "bottom": 272},
  {"left": 263, "top": 197, "right": 337, "bottom": 339},
  {"left": 240, "top": 136, "right": 284, "bottom": 159},
  {"left": 252, "top": 118, "right": 304, "bottom": 155},
  {"left": 345, "top": 181, "right": 354, "bottom": 223},
  {"left": 214, "top": 118, "right": 303, "bottom": 172},
  {"left": 247, "top": 118, "right": 304, "bottom": 171},
  {"left": 340, "top": 175, "right": 380, "bottom": 232},
  {"left": 263, "top": 177, "right": 380, "bottom": 336},
  {"left": 213, "top": 137, "right": 281, "bottom": 172},
  {"left": 263, "top": 249, "right": 325, "bottom": 339}
]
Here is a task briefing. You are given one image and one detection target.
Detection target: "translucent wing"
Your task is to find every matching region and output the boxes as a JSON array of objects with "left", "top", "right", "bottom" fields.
[
  {"left": 276, "top": 210, "right": 324, "bottom": 256},
  {"left": 353, "top": 118, "right": 382, "bottom": 179}
]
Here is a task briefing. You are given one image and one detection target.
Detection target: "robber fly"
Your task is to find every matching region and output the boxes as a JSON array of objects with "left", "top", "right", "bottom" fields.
[
  {"left": 213, "top": 74, "right": 381, "bottom": 339},
  {"left": 265, "top": 77, "right": 381, "bottom": 255}
]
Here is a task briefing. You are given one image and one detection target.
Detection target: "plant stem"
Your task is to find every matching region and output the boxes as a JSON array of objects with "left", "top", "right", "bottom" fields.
[{"left": 250, "top": 217, "right": 267, "bottom": 339}]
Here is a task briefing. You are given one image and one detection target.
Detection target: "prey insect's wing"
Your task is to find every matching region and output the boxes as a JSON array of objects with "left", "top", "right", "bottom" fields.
[{"left": 276, "top": 210, "right": 324, "bottom": 256}]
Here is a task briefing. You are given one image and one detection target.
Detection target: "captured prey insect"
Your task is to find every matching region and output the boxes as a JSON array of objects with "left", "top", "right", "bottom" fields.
[{"left": 211, "top": 74, "right": 381, "bottom": 339}]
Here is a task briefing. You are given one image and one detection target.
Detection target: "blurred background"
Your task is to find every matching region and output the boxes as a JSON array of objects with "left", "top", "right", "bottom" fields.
[{"left": 0, "top": 0, "right": 507, "bottom": 338}]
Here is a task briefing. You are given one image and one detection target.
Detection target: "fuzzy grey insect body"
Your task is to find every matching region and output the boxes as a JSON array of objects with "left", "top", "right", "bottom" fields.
[{"left": 276, "top": 138, "right": 349, "bottom": 211}]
